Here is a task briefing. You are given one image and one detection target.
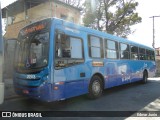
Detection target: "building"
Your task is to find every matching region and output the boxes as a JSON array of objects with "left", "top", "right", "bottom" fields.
[
  {"left": 155, "top": 47, "right": 160, "bottom": 60},
  {"left": 155, "top": 47, "right": 160, "bottom": 74},
  {"left": 155, "top": 47, "right": 160, "bottom": 56},
  {"left": 2, "top": 0, "right": 81, "bottom": 39}
]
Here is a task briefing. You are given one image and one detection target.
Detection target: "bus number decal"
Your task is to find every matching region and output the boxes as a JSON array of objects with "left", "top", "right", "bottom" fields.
[{"left": 27, "top": 75, "right": 36, "bottom": 79}]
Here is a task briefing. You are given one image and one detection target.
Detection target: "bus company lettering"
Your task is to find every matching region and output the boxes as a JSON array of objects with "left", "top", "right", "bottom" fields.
[
  {"left": 28, "top": 113, "right": 42, "bottom": 117},
  {"left": 11, "top": 112, "right": 42, "bottom": 117},
  {"left": 137, "top": 112, "right": 157, "bottom": 117}
]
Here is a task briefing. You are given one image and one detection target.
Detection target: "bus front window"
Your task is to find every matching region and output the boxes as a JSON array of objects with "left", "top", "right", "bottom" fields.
[{"left": 16, "top": 32, "right": 49, "bottom": 72}]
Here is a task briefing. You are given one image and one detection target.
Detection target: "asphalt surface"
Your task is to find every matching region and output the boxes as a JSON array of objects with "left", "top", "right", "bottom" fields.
[
  {"left": 3, "top": 78, "right": 18, "bottom": 100},
  {"left": 0, "top": 78, "right": 160, "bottom": 120}
]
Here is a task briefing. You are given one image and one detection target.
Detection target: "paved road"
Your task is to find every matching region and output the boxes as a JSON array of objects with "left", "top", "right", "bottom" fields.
[{"left": 0, "top": 78, "right": 160, "bottom": 120}]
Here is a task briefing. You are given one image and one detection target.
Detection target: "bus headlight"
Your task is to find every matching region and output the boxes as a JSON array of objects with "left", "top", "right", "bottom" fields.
[{"left": 42, "top": 75, "right": 49, "bottom": 83}]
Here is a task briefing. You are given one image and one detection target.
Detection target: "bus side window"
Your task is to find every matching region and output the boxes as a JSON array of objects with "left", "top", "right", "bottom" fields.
[
  {"left": 55, "top": 32, "right": 84, "bottom": 69},
  {"left": 147, "top": 49, "right": 152, "bottom": 60},
  {"left": 88, "top": 35, "right": 103, "bottom": 58},
  {"left": 105, "top": 39, "right": 119, "bottom": 59},
  {"left": 139, "top": 48, "right": 146, "bottom": 60},
  {"left": 151, "top": 51, "right": 155, "bottom": 61},
  {"left": 55, "top": 33, "right": 65, "bottom": 58},
  {"left": 146, "top": 50, "right": 155, "bottom": 61},
  {"left": 130, "top": 46, "right": 138, "bottom": 60},
  {"left": 62, "top": 36, "right": 71, "bottom": 58},
  {"left": 120, "top": 43, "right": 130, "bottom": 59}
]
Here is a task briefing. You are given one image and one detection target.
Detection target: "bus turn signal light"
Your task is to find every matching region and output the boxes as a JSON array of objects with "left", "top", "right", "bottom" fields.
[{"left": 54, "top": 86, "right": 58, "bottom": 90}]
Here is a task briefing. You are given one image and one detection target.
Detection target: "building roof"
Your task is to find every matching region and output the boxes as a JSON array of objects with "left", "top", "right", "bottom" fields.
[
  {"left": 155, "top": 47, "right": 160, "bottom": 50},
  {"left": 2, "top": 0, "right": 81, "bottom": 18}
]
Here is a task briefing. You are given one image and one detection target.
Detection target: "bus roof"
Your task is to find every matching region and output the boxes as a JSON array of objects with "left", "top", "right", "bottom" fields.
[
  {"left": 21, "top": 17, "right": 154, "bottom": 51},
  {"left": 52, "top": 18, "right": 154, "bottom": 51}
]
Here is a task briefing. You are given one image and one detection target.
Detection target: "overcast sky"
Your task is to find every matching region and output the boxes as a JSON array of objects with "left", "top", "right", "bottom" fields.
[{"left": 1, "top": 0, "right": 160, "bottom": 48}]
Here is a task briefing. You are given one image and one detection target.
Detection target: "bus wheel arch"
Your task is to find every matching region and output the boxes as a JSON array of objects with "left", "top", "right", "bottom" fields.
[
  {"left": 88, "top": 73, "right": 104, "bottom": 99},
  {"left": 142, "top": 69, "right": 148, "bottom": 84}
]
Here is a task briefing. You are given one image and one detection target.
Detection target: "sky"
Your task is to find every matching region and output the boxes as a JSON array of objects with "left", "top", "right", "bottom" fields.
[
  {"left": 1, "top": 0, "right": 160, "bottom": 48},
  {"left": 128, "top": 0, "right": 160, "bottom": 48}
]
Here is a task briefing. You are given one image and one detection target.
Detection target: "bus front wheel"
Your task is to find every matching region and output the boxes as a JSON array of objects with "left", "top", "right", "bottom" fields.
[{"left": 88, "top": 75, "right": 103, "bottom": 99}]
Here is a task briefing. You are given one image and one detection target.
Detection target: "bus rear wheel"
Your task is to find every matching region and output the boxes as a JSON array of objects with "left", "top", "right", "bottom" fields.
[
  {"left": 142, "top": 70, "right": 148, "bottom": 84},
  {"left": 88, "top": 75, "right": 103, "bottom": 99}
]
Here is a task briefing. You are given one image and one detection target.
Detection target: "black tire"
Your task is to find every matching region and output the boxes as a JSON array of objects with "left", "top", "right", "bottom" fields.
[
  {"left": 142, "top": 71, "right": 148, "bottom": 84},
  {"left": 88, "top": 75, "right": 103, "bottom": 99}
]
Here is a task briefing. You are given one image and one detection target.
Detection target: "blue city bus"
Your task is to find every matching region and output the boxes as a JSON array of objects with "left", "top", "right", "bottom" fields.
[{"left": 14, "top": 18, "right": 156, "bottom": 102}]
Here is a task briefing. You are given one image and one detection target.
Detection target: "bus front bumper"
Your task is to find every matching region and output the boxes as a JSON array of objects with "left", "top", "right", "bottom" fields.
[{"left": 14, "top": 82, "right": 65, "bottom": 102}]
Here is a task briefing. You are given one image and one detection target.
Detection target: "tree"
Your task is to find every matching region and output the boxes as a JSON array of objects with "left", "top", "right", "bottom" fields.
[
  {"left": 83, "top": 0, "right": 142, "bottom": 38},
  {"left": 58, "top": 0, "right": 82, "bottom": 8}
]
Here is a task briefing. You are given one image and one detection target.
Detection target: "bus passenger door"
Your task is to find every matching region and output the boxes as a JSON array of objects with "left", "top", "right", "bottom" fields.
[
  {"left": 64, "top": 36, "right": 86, "bottom": 98},
  {"left": 54, "top": 32, "right": 87, "bottom": 99}
]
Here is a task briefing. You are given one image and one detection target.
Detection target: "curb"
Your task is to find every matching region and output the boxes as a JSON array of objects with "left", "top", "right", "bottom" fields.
[{"left": 4, "top": 95, "right": 24, "bottom": 101}]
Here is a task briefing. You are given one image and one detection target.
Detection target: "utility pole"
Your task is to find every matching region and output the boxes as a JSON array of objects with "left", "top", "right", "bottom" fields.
[
  {"left": 49, "top": 0, "right": 53, "bottom": 17},
  {"left": 149, "top": 16, "right": 160, "bottom": 48}
]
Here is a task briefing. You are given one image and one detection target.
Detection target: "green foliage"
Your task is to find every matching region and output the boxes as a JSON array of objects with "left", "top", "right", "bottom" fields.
[
  {"left": 58, "top": 0, "right": 82, "bottom": 8},
  {"left": 83, "top": 0, "right": 142, "bottom": 38}
]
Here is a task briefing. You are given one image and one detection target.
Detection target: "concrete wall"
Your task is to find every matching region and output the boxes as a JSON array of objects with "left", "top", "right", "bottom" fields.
[
  {"left": 27, "top": 2, "right": 52, "bottom": 23},
  {"left": 51, "top": 2, "right": 80, "bottom": 24},
  {"left": 156, "top": 60, "right": 160, "bottom": 75},
  {"left": 4, "top": 39, "right": 17, "bottom": 78},
  {"left": 13, "top": 12, "right": 25, "bottom": 24},
  {"left": 5, "top": 20, "right": 26, "bottom": 39}
]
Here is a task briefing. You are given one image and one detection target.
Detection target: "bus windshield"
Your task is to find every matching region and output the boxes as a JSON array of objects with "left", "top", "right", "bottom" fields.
[{"left": 15, "top": 32, "right": 49, "bottom": 72}]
